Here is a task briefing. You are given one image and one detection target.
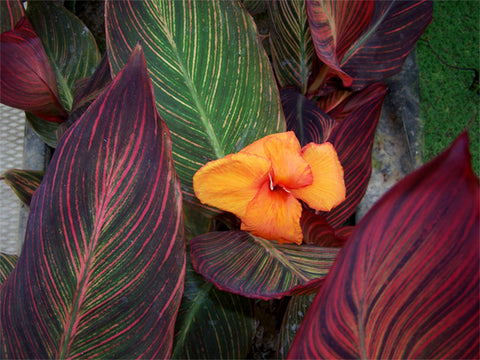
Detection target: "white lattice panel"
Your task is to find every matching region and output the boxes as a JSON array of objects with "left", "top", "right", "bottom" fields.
[{"left": 0, "top": 104, "right": 25, "bottom": 255}]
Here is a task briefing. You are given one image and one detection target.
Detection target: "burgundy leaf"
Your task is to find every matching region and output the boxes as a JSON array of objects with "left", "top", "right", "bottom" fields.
[
  {"left": 306, "top": 0, "right": 375, "bottom": 88},
  {"left": 281, "top": 87, "right": 336, "bottom": 145},
  {"left": 301, "top": 211, "right": 348, "bottom": 247},
  {"left": 307, "top": 0, "right": 433, "bottom": 92},
  {"left": 0, "top": 44, "right": 185, "bottom": 359},
  {"left": 320, "top": 82, "right": 388, "bottom": 227},
  {"left": 190, "top": 230, "right": 339, "bottom": 300},
  {"left": 288, "top": 133, "right": 479, "bottom": 359},
  {"left": 342, "top": 0, "right": 433, "bottom": 90},
  {"left": 0, "top": 17, "right": 67, "bottom": 123}
]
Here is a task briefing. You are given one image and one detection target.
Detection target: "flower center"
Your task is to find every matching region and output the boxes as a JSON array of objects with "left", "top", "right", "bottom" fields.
[{"left": 268, "top": 172, "right": 290, "bottom": 193}]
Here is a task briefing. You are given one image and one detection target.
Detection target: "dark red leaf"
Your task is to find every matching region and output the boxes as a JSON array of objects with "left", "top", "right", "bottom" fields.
[
  {"left": 306, "top": 0, "right": 375, "bottom": 88},
  {"left": 288, "top": 133, "right": 479, "bottom": 359},
  {"left": 281, "top": 87, "right": 336, "bottom": 145},
  {"left": 0, "top": 17, "right": 67, "bottom": 123},
  {"left": 342, "top": 1, "right": 433, "bottom": 90},
  {"left": 190, "top": 231, "right": 339, "bottom": 300},
  {"left": 0, "top": 44, "right": 185, "bottom": 359},
  {"left": 284, "top": 83, "right": 387, "bottom": 228},
  {"left": 307, "top": 0, "right": 433, "bottom": 91},
  {"left": 320, "top": 82, "right": 388, "bottom": 227},
  {"left": 301, "top": 211, "right": 348, "bottom": 247}
]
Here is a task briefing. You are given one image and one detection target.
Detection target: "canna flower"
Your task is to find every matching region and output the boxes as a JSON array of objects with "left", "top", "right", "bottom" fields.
[{"left": 193, "top": 131, "right": 346, "bottom": 245}]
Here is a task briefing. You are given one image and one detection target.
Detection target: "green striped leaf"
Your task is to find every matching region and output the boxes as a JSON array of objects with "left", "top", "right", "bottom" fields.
[
  {"left": 0, "top": 253, "right": 18, "bottom": 285},
  {"left": 277, "top": 293, "right": 317, "bottom": 359},
  {"left": 268, "top": 0, "right": 314, "bottom": 93},
  {"left": 0, "top": 45, "right": 185, "bottom": 359},
  {"left": 105, "top": 0, "right": 285, "bottom": 202},
  {"left": 25, "top": 112, "right": 61, "bottom": 147},
  {"left": 288, "top": 133, "right": 479, "bottom": 359},
  {"left": 190, "top": 231, "right": 340, "bottom": 299},
  {"left": 172, "top": 256, "right": 255, "bottom": 359},
  {"left": 0, "top": 0, "right": 24, "bottom": 33},
  {"left": 1, "top": 169, "right": 44, "bottom": 206},
  {"left": 26, "top": 1, "right": 101, "bottom": 112}
]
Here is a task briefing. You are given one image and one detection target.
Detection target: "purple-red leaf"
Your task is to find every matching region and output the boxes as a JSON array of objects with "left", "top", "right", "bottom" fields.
[
  {"left": 190, "top": 231, "right": 339, "bottom": 300},
  {"left": 281, "top": 88, "right": 336, "bottom": 145},
  {"left": 301, "top": 211, "right": 349, "bottom": 247},
  {"left": 0, "top": 17, "right": 67, "bottom": 123},
  {"left": 0, "top": 44, "right": 185, "bottom": 359},
  {"left": 307, "top": 0, "right": 433, "bottom": 91},
  {"left": 306, "top": 0, "right": 374, "bottom": 88},
  {"left": 288, "top": 133, "right": 479, "bottom": 359},
  {"left": 285, "top": 83, "right": 387, "bottom": 228},
  {"left": 320, "top": 82, "right": 388, "bottom": 227}
]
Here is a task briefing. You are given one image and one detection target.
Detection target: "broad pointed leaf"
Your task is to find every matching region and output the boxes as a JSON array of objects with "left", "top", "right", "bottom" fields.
[
  {"left": 281, "top": 87, "right": 336, "bottom": 145},
  {"left": 320, "top": 82, "right": 388, "bottom": 227},
  {"left": 0, "top": 253, "right": 18, "bottom": 285},
  {"left": 308, "top": 0, "right": 433, "bottom": 91},
  {"left": 172, "top": 256, "right": 255, "bottom": 359},
  {"left": 306, "top": 0, "right": 375, "bottom": 88},
  {"left": 301, "top": 211, "right": 348, "bottom": 247},
  {"left": 0, "top": 17, "right": 67, "bottom": 123},
  {"left": 26, "top": 1, "right": 101, "bottom": 112},
  {"left": 284, "top": 83, "right": 387, "bottom": 228},
  {"left": 288, "top": 133, "right": 479, "bottom": 359},
  {"left": 105, "top": 0, "right": 285, "bottom": 202},
  {"left": 0, "top": 0, "right": 24, "bottom": 33},
  {"left": 268, "top": 0, "right": 314, "bottom": 93},
  {"left": 190, "top": 231, "right": 340, "bottom": 299},
  {"left": 1, "top": 169, "right": 44, "bottom": 206},
  {"left": 0, "top": 45, "right": 185, "bottom": 359}
]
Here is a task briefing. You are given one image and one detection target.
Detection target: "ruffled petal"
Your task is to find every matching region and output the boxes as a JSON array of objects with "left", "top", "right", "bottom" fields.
[
  {"left": 193, "top": 152, "right": 271, "bottom": 218},
  {"left": 241, "top": 182, "right": 303, "bottom": 245},
  {"left": 292, "top": 142, "right": 346, "bottom": 211},
  {"left": 240, "top": 131, "right": 296, "bottom": 158},
  {"left": 264, "top": 133, "right": 313, "bottom": 189}
]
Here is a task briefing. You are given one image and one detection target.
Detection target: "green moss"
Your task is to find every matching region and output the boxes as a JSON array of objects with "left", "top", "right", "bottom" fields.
[{"left": 417, "top": 0, "right": 479, "bottom": 175}]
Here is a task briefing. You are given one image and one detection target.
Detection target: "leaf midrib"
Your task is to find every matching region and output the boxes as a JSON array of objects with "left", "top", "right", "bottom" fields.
[{"left": 161, "top": 8, "right": 224, "bottom": 160}]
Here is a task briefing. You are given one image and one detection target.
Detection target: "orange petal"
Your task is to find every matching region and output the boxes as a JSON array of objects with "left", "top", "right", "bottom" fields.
[
  {"left": 240, "top": 131, "right": 297, "bottom": 158},
  {"left": 264, "top": 133, "right": 313, "bottom": 189},
  {"left": 240, "top": 182, "right": 303, "bottom": 245},
  {"left": 193, "top": 153, "right": 271, "bottom": 218},
  {"left": 291, "top": 142, "right": 346, "bottom": 211}
]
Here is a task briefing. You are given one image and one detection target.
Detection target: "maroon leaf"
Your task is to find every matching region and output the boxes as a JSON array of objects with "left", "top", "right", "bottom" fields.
[
  {"left": 307, "top": 0, "right": 433, "bottom": 91},
  {"left": 190, "top": 231, "right": 339, "bottom": 300},
  {"left": 0, "top": 44, "right": 185, "bottom": 359},
  {"left": 301, "top": 211, "right": 348, "bottom": 247},
  {"left": 0, "top": 0, "right": 24, "bottom": 33},
  {"left": 281, "top": 87, "right": 336, "bottom": 145},
  {"left": 306, "top": 0, "right": 374, "bottom": 88},
  {"left": 0, "top": 17, "right": 67, "bottom": 123},
  {"left": 320, "top": 82, "right": 388, "bottom": 227},
  {"left": 284, "top": 83, "right": 387, "bottom": 228},
  {"left": 288, "top": 133, "right": 479, "bottom": 359},
  {"left": 342, "top": 1, "right": 433, "bottom": 90}
]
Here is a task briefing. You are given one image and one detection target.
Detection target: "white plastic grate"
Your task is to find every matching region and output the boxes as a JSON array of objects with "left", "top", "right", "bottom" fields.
[{"left": 0, "top": 104, "right": 25, "bottom": 255}]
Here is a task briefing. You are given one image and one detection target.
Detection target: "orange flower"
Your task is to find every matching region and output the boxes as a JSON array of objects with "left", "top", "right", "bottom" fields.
[{"left": 193, "top": 132, "right": 346, "bottom": 244}]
